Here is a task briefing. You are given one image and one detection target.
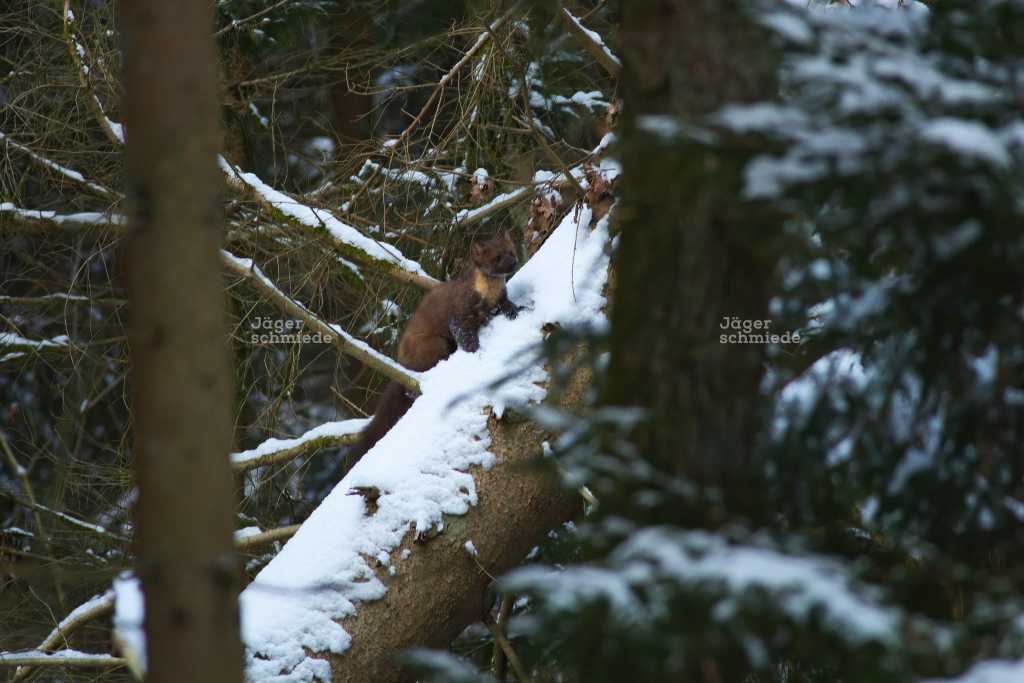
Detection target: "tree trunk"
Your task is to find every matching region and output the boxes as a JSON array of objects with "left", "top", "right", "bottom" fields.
[
  {"left": 328, "top": 372, "right": 588, "bottom": 682},
  {"left": 120, "top": 2, "right": 243, "bottom": 682},
  {"left": 607, "top": 2, "right": 779, "bottom": 507}
]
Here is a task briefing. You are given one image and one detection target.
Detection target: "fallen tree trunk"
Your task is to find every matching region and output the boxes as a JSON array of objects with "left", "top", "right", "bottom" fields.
[
  {"left": 332, "top": 373, "right": 589, "bottom": 682},
  {"left": 238, "top": 185, "right": 617, "bottom": 683}
]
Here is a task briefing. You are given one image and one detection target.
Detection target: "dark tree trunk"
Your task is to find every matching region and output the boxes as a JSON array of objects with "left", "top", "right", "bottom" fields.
[
  {"left": 120, "top": 2, "right": 243, "bottom": 682},
  {"left": 328, "top": 3, "right": 375, "bottom": 150},
  {"left": 607, "top": 1, "right": 780, "bottom": 513}
]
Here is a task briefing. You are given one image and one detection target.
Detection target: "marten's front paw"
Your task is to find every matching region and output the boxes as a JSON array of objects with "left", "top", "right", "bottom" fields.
[
  {"left": 500, "top": 302, "right": 523, "bottom": 320},
  {"left": 462, "top": 337, "right": 480, "bottom": 352}
]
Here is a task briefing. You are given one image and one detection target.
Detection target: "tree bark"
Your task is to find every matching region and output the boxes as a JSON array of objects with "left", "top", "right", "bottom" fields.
[
  {"left": 120, "top": 2, "right": 243, "bottom": 682},
  {"left": 607, "top": 2, "right": 779, "bottom": 505}
]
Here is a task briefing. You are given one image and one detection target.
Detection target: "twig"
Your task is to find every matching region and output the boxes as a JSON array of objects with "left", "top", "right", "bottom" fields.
[
  {"left": 0, "top": 433, "right": 50, "bottom": 555},
  {"left": 519, "top": 72, "right": 587, "bottom": 198},
  {"left": 0, "top": 432, "right": 65, "bottom": 605},
  {"left": 215, "top": 0, "right": 290, "bottom": 38},
  {"left": 0, "top": 294, "right": 127, "bottom": 308},
  {"left": 492, "top": 593, "right": 515, "bottom": 680},
  {"left": 386, "top": 1, "right": 524, "bottom": 149},
  {"left": 484, "top": 607, "right": 531, "bottom": 683}
]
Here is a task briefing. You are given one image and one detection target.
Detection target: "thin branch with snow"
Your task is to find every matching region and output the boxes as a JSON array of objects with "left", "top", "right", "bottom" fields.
[
  {"left": 559, "top": 8, "right": 621, "bottom": 77},
  {"left": 222, "top": 250, "right": 421, "bottom": 393},
  {"left": 0, "top": 650, "right": 126, "bottom": 668},
  {"left": 63, "top": 8, "right": 124, "bottom": 146},
  {"left": 0, "top": 132, "right": 120, "bottom": 199},
  {"left": 0, "top": 203, "right": 127, "bottom": 231},
  {"left": 10, "top": 592, "right": 115, "bottom": 682},
  {"left": 231, "top": 419, "right": 370, "bottom": 472},
  {"left": 454, "top": 134, "right": 616, "bottom": 227},
  {"left": 220, "top": 159, "right": 440, "bottom": 291}
]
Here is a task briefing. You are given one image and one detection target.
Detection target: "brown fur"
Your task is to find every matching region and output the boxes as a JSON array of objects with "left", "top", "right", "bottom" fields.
[{"left": 346, "top": 234, "right": 521, "bottom": 466}]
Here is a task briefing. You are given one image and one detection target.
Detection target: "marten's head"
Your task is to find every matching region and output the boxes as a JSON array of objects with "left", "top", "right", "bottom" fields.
[{"left": 470, "top": 233, "right": 517, "bottom": 278}]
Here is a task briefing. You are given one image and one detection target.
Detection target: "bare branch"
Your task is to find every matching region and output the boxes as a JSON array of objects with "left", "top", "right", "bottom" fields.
[
  {"left": 0, "top": 294, "right": 127, "bottom": 308},
  {"left": 485, "top": 609, "right": 531, "bottom": 683},
  {"left": 235, "top": 524, "right": 301, "bottom": 551},
  {"left": 0, "top": 432, "right": 51, "bottom": 556},
  {"left": 384, "top": 2, "right": 525, "bottom": 151},
  {"left": 214, "top": 0, "right": 291, "bottom": 37}
]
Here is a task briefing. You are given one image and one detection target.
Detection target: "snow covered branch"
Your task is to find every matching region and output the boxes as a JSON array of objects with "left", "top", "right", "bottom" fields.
[
  {"left": 0, "top": 650, "right": 126, "bottom": 668},
  {"left": 560, "top": 8, "right": 621, "bottom": 77},
  {"left": 0, "top": 132, "right": 120, "bottom": 200},
  {"left": 0, "top": 332, "right": 72, "bottom": 355},
  {"left": 0, "top": 331, "right": 74, "bottom": 368},
  {"left": 64, "top": 8, "right": 124, "bottom": 146},
  {"left": 9, "top": 592, "right": 115, "bottom": 682},
  {"left": 0, "top": 208, "right": 413, "bottom": 390},
  {"left": 26, "top": 500, "right": 128, "bottom": 543},
  {"left": 220, "top": 158, "right": 440, "bottom": 291},
  {"left": 231, "top": 419, "right": 370, "bottom": 472},
  {"left": 454, "top": 134, "right": 617, "bottom": 227},
  {"left": 221, "top": 250, "right": 421, "bottom": 393},
  {"left": 0, "top": 202, "right": 126, "bottom": 232}
]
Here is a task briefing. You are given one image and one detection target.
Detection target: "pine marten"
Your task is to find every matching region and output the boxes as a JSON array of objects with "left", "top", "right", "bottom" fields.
[{"left": 346, "top": 234, "right": 520, "bottom": 465}]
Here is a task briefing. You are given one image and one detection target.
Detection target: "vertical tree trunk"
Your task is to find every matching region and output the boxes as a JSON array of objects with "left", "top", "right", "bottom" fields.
[
  {"left": 327, "top": 3, "right": 374, "bottom": 151},
  {"left": 120, "top": 3, "right": 243, "bottom": 682},
  {"left": 607, "top": 1, "right": 779, "bottom": 507}
]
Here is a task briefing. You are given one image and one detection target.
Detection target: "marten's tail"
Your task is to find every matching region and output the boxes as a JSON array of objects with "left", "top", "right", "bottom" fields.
[{"left": 345, "top": 382, "right": 414, "bottom": 470}]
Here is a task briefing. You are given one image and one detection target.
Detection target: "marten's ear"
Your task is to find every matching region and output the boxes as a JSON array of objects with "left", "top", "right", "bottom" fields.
[
  {"left": 470, "top": 242, "right": 483, "bottom": 262},
  {"left": 502, "top": 230, "right": 512, "bottom": 244}
]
